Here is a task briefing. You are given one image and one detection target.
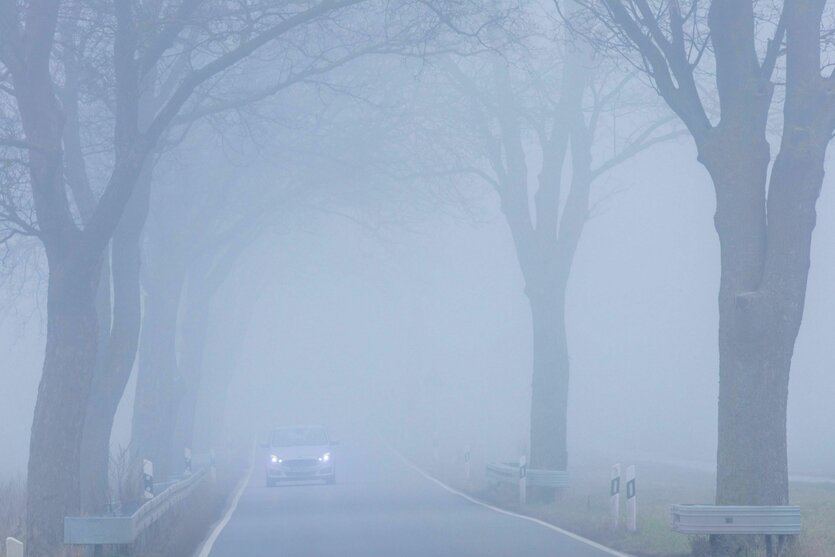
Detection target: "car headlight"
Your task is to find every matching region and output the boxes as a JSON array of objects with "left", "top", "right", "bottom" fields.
[
  {"left": 319, "top": 452, "right": 331, "bottom": 463},
  {"left": 270, "top": 455, "right": 281, "bottom": 464}
]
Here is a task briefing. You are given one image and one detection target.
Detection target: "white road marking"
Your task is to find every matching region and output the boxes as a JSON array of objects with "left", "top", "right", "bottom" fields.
[
  {"left": 395, "top": 451, "right": 633, "bottom": 557},
  {"left": 194, "top": 453, "right": 255, "bottom": 557}
]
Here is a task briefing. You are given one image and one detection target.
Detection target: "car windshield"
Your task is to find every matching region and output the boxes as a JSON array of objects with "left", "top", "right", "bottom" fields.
[{"left": 270, "top": 427, "right": 329, "bottom": 447}]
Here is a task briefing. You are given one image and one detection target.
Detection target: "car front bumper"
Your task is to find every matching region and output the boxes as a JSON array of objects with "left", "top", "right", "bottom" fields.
[{"left": 267, "top": 459, "right": 334, "bottom": 480}]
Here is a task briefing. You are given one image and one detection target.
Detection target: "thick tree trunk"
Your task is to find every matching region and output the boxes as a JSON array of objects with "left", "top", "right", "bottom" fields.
[
  {"left": 130, "top": 263, "right": 186, "bottom": 480},
  {"left": 700, "top": 129, "right": 785, "bottom": 510},
  {"left": 77, "top": 262, "right": 114, "bottom": 516},
  {"left": 26, "top": 252, "right": 102, "bottom": 556},
  {"left": 527, "top": 280, "right": 570, "bottom": 474},
  {"left": 168, "top": 244, "right": 250, "bottom": 460},
  {"left": 700, "top": 125, "right": 825, "bottom": 512},
  {"left": 80, "top": 166, "right": 150, "bottom": 512},
  {"left": 79, "top": 401, "right": 114, "bottom": 511},
  {"left": 522, "top": 266, "right": 571, "bottom": 504},
  {"left": 169, "top": 270, "right": 213, "bottom": 464}
]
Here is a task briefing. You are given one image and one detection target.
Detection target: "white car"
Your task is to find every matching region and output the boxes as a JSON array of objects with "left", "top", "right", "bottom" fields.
[{"left": 264, "top": 426, "right": 337, "bottom": 486}]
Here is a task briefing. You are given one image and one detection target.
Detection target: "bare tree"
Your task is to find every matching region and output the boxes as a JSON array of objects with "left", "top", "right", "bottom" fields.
[
  {"left": 408, "top": 16, "right": 676, "bottom": 497},
  {"left": 571, "top": 0, "right": 835, "bottom": 548},
  {"left": 126, "top": 5, "right": 463, "bottom": 480},
  {"left": 0, "top": 0, "right": 384, "bottom": 552},
  {"left": 75, "top": 3, "right": 410, "bottom": 512},
  {"left": 131, "top": 156, "right": 295, "bottom": 478},
  {"left": 56, "top": 10, "right": 161, "bottom": 514}
]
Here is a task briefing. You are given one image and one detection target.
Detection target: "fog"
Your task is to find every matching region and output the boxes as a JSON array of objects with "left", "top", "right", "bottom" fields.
[
  {"left": 4, "top": 136, "right": 835, "bottom": 476},
  {"left": 3, "top": 1, "right": 835, "bottom": 555}
]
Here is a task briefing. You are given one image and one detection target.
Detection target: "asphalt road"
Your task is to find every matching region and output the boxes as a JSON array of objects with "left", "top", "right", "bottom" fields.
[{"left": 201, "top": 440, "right": 626, "bottom": 557}]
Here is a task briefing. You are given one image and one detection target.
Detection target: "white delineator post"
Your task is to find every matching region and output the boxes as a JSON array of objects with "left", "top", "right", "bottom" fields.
[
  {"left": 210, "top": 448, "right": 217, "bottom": 483},
  {"left": 6, "top": 537, "right": 23, "bottom": 557},
  {"left": 464, "top": 445, "right": 471, "bottom": 481},
  {"left": 143, "top": 459, "right": 154, "bottom": 501},
  {"left": 184, "top": 447, "right": 193, "bottom": 475},
  {"left": 519, "top": 455, "right": 528, "bottom": 506},
  {"left": 610, "top": 463, "right": 621, "bottom": 530},
  {"left": 626, "top": 465, "right": 637, "bottom": 532}
]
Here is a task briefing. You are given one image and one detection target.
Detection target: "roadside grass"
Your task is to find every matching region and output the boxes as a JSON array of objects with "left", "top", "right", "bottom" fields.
[
  {"left": 0, "top": 448, "right": 248, "bottom": 557},
  {"left": 0, "top": 476, "right": 25, "bottom": 557},
  {"left": 136, "top": 478, "right": 221, "bottom": 557},
  {"left": 137, "top": 449, "right": 249, "bottom": 557},
  {"left": 788, "top": 482, "right": 835, "bottom": 557},
  {"left": 420, "top": 452, "right": 835, "bottom": 557},
  {"left": 469, "top": 460, "right": 703, "bottom": 557}
]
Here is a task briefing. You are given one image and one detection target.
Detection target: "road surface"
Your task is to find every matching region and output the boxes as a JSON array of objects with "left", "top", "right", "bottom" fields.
[{"left": 201, "top": 440, "right": 626, "bottom": 557}]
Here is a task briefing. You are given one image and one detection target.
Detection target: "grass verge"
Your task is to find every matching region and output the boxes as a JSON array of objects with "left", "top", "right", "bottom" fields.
[
  {"left": 136, "top": 451, "right": 249, "bottom": 557},
  {"left": 419, "top": 452, "right": 835, "bottom": 557},
  {"left": 0, "top": 476, "right": 25, "bottom": 557}
]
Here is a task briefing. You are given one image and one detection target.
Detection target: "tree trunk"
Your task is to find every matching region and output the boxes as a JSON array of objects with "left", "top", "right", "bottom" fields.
[
  {"left": 698, "top": 128, "right": 775, "bottom": 511},
  {"left": 80, "top": 164, "right": 151, "bottom": 512},
  {"left": 26, "top": 252, "right": 102, "bottom": 556},
  {"left": 707, "top": 137, "right": 822, "bottom": 512},
  {"left": 79, "top": 401, "right": 114, "bottom": 511},
  {"left": 168, "top": 242, "right": 252, "bottom": 461},
  {"left": 522, "top": 264, "right": 571, "bottom": 504},
  {"left": 527, "top": 282, "right": 570, "bottom": 474},
  {"left": 130, "top": 262, "right": 186, "bottom": 480},
  {"left": 169, "top": 268, "right": 213, "bottom": 464},
  {"left": 77, "top": 260, "right": 114, "bottom": 516},
  {"left": 696, "top": 120, "right": 825, "bottom": 557}
]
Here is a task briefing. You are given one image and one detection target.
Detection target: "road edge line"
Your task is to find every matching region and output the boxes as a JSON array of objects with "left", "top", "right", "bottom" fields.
[
  {"left": 394, "top": 450, "right": 633, "bottom": 557},
  {"left": 193, "top": 449, "right": 255, "bottom": 557}
]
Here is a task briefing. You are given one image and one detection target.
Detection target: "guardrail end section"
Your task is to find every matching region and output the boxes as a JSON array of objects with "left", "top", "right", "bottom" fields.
[{"left": 6, "top": 537, "right": 24, "bottom": 557}]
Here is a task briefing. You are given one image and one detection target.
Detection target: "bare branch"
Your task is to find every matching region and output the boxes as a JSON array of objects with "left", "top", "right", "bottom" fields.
[
  {"left": 596, "top": 0, "right": 711, "bottom": 139},
  {"left": 145, "top": 0, "right": 365, "bottom": 143},
  {"left": 760, "top": 8, "right": 786, "bottom": 80},
  {"left": 591, "top": 124, "right": 686, "bottom": 179},
  {"left": 173, "top": 42, "right": 387, "bottom": 125},
  {"left": 139, "top": 0, "right": 206, "bottom": 78},
  {"left": 83, "top": 0, "right": 367, "bottom": 253}
]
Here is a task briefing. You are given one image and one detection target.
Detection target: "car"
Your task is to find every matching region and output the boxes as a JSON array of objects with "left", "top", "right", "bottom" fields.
[{"left": 263, "top": 425, "right": 337, "bottom": 486}]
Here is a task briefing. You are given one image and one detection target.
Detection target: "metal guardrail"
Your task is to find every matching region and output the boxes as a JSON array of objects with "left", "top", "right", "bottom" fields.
[
  {"left": 5, "top": 537, "right": 23, "bottom": 557},
  {"left": 64, "top": 468, "right": 209, "bottom": 545},
  {"left": 485, "top": 462, "right": 569, "bottom": 488},
  {"left": 670, "top": 504, "right": 801, "bottom": 536}
]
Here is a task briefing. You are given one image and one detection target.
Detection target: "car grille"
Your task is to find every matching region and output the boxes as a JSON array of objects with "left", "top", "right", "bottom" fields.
[{"left": 283, "top": 458, "right": 319, "bottom": 468}]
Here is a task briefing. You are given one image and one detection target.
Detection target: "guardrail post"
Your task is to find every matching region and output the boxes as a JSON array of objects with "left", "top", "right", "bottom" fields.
[
  {"left": 143, "top": 459, "right": 154, "bottom": 500},
  {"left": 184, "top": 447, "right": 193, "bottom": 475},
  {"left": 519, "top": 455, "right": 527, "bottom": 505},
  {"left": 610, "top": 463, "right": 621, "bottom": 530},
  {"left": 464, "top": 445, "right": 471, "bottom": 481},
  {"left": 626, "top": 464, "right": 637, "bottom": 532},
  {"left": 6, "top": 537, "right": 23, "bottom": 557}
]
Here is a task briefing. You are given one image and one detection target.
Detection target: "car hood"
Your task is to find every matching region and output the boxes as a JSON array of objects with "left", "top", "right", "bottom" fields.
[{"left": 270, "top": 444, "right": 330, "bottom": 460}]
